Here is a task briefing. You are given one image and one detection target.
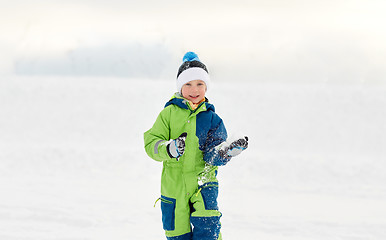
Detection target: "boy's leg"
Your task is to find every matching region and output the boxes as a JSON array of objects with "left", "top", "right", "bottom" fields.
[
  {"left": 190, "top": 182, "right": 222, "bottom": 240},
  {"left": 160, "top": 169, "right": 193, "bottom": 239},
  {"left": 161, "top": 194, "right": 193, "bottom": 240}
]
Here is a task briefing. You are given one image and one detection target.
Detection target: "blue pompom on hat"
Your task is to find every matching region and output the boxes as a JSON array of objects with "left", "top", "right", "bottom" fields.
[
  {"left": 176, "top": 52, "right": 210, "bottom": 93},
  {"left": 182, "top": 51, "right": 201, "bottom": 62}
]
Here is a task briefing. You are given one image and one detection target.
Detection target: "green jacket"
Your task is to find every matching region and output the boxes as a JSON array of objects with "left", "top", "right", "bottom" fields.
[{"left": 144, "top": 93, "right": 230, "bottom": 184}]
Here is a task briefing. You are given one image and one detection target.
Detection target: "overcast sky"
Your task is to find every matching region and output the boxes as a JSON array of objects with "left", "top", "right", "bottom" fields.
[{"left": 1, "top": 0, "right": 385, "bottom": 83}]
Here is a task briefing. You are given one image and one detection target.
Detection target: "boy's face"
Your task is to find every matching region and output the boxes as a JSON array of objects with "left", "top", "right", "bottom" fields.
[{"left": 181, "top": 80, "right": 206, "bottom": 104}]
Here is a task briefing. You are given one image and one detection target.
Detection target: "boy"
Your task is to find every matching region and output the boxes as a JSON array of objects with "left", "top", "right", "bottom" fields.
[{"left": 144, "top": 52, "right": 248, "bottom": 240}]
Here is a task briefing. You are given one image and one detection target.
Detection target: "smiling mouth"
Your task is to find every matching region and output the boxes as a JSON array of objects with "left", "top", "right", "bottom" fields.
[{"left": 190, "top": 95, "right": 200, "bottom": 98}]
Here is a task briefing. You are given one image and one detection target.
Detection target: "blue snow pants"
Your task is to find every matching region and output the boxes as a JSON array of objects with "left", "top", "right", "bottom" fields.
[{"left": 161, "top": 181, "right": 222, "bottom": 240}]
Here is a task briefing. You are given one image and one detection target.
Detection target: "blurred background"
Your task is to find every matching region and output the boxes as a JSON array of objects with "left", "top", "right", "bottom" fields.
[{"left": 1, "top": 0, "right": 386, "bottom": 84}]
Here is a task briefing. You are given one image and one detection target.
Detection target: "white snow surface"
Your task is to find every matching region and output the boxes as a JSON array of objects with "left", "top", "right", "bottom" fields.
[{"left": 1, "top": 76, "right": 386, "bottom": 239}]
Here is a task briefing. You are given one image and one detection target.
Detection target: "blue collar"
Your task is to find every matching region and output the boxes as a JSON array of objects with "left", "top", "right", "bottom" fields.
[{"left": 164, "top": 94, "right": 215, "bottom": 112}]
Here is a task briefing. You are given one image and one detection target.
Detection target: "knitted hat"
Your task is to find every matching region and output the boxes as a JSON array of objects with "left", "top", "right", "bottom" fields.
[{"left": 176, "top": 52, "right": 210, "bottom": 93}]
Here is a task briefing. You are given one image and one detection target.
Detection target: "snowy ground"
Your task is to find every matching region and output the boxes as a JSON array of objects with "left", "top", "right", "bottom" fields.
[{"left": 1, "top": 76, "right": 386, "bottom": 239}]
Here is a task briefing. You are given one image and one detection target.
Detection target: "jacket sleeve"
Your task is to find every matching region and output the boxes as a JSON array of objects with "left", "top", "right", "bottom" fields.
[
  {"left": 144, "top": 107, "right": 173, "bottom": 162},
  {"left": 202, "top": 113, "right": 231, "bottom": 166}
]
